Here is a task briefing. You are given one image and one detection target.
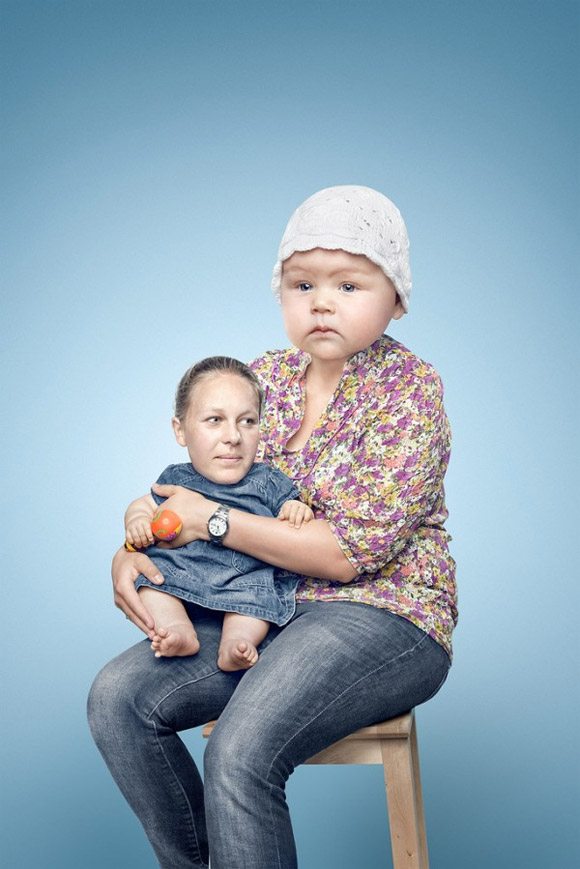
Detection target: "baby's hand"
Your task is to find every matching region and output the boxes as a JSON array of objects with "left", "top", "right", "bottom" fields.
[
  {"left": 125, "top": 517, "right": 155, "bottom": 550},
  {"left": 278, "top": 500, "right": 314, "bottom": 529}
]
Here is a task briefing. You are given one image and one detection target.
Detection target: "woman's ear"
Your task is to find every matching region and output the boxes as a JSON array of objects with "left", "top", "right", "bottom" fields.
[{"left": 171, "top": 417, "right": 187, "bottom": 447}]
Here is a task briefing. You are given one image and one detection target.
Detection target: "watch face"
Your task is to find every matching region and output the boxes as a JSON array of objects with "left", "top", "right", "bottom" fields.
[{"left": 209, "top": 515, "right": 227, "bottom": 537}]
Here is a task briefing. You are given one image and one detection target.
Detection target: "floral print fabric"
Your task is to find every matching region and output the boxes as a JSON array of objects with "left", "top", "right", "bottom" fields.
[{"left": 250, "top": 335, "right": 458, "bottom": 658}]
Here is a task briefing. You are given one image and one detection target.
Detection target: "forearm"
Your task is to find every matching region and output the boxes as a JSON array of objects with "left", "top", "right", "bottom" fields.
[
  {"left": 125, "top": 494, "right": 156, "bottom": 525},
  {"left": 150, "top": 484, "right": 357, "bottom": 581},
  {"left": 225, "top": 510, "right": 358, "bottom": 583}
]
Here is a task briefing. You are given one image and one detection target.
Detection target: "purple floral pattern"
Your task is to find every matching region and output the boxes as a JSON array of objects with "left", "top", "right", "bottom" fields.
[{"left": 250, "top": 336, "right": 458, "bottom": 658}]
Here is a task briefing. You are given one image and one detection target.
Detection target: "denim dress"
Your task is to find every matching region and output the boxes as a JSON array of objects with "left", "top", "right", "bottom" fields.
[{"left": 134, "top": 462, "right": 302, "bottom": 626}]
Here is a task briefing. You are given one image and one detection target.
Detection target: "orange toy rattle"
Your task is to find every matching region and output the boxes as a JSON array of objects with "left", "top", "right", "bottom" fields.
[
  {"left": 124, "top": 508, "right": 183, "bottom": 551},
  {"left": 150, "top": 508, "right": 183, "bottom": 541}
]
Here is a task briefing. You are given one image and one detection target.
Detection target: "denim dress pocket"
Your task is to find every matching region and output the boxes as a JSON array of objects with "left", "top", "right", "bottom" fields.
[{"left": 230, "top": 551, "right": 278, "bottom": 587}]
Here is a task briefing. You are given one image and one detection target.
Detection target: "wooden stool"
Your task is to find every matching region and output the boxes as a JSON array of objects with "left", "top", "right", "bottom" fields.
[{"left": 202, "top": 709, "right": 429, "bottom": 869}]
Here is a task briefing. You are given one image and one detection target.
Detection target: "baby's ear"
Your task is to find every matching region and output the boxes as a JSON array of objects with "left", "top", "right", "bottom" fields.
[
  {"left": 392, "top": 295, "right": 406, "bottom": 320},
  {"left": 171, "top": 417, "right": 187, "bottom": 447}
]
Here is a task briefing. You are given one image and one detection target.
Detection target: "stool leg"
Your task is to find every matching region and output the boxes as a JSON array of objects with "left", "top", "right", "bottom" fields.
[
  {"left": 381, "top": 736, "right": 426, "bottom": 869},
  {"left": 410, "top": 716, "right": 429, "bottom": 868}
]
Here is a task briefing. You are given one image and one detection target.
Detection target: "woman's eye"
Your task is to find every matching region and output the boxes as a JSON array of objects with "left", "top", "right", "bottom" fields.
[
  {"left": 240, "top": 417, "right": 258, "bottom": 426},
  {"left": 298, "top": 282, "right": 312, "bottom": 292},
  {"left": 207, "top": 416, "right": 220, "bottom": 424},
  {"left": 340, "top": 283, "right": 357, "bottom": 294}
]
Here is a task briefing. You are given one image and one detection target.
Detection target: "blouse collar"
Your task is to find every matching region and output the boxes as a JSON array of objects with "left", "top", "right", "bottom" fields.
[{"left": 289, "top": 334, "right": 397, "bottom": 381}]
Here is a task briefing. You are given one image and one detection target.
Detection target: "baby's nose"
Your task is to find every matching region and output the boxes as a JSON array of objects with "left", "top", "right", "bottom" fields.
[{"left": 311, "top": 288, "right": 334, "bottom": 312}]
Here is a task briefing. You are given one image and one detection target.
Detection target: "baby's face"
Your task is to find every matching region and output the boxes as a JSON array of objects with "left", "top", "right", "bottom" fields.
[
  {"left": 280, "top": 248, "right": 405, "bottom": 367},
  {"left": 172, "top": 373, "right": 261, "bottom": 485}
]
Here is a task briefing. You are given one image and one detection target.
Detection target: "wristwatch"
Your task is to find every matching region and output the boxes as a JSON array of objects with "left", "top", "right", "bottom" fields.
[{"left": 207, "top": 504, "right": 230, "bottom": 546}]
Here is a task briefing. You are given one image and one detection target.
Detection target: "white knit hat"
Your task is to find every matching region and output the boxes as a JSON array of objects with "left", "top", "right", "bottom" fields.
[{"left": 271, "top": 185, "right": 412, "bottom": 312}]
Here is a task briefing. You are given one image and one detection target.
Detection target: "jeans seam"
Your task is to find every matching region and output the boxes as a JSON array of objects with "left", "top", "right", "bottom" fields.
[
  {"left": 150, "top": 719, "right": 208, "bottom": 867},
  {"left": 266, "top": 630, "right": 432, "bottom": 867},
  {"left": 145, "top": 669, "right": 221, "bottom": 869},
  {"left": 145, "top": 667, "right": 222, "bottom": 720}
]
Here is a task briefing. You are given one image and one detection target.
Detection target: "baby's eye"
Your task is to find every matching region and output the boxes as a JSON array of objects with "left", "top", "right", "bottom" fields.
[
  {"left": 340, "top": 283, "right": 357, "bottom": 294},
  {"left": 206, "top": 416, "right": 221, "bottom": 424},
  {"left": 298, "top": 282, "right": 313, "bottom": 292}
]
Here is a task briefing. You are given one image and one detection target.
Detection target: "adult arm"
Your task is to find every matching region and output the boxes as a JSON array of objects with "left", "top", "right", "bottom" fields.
[
  {"left": 322, "top": 366, "right": 452, "bottom": 576},
  {"left": 112, "top": 489, "right": 355, "bottom": 636},
  {"left": 111, "top": 546, "right": 165, "bottom": 635},
  {"left": 151, "top": 483, "right": 358, "bottom": 583},
  {"left": 227, "top": 510, "right": 356, "bottom": 581},
  {"left": 220, "top": 368, "right": 450, "bottom": 580}
]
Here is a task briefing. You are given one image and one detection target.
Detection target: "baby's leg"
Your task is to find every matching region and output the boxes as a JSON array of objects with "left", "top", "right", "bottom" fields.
[
  {"left": 217, "top": 613, "right": 269, "bottom": 672},
  {"left": 138, "top": 587, "right": 200, "bottom": 658}
]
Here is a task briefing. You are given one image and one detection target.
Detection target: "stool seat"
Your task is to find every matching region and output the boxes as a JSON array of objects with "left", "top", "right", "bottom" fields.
[{"left": 202, "top": 709, "right": 429, "bottom": 868}]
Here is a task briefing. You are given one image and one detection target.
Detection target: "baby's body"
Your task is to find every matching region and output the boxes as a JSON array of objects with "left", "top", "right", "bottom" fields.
[{"left": 126, "top": 359, "right": 312, "bottom": 671}]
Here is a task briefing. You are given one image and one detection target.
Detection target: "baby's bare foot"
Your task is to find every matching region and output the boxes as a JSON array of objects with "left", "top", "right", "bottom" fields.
[
  {"left": 151, "top": 623, "right": 200, "bottom": 658},
  {"left": 217, "top": 638, "right": 259, "bottom": 672}
]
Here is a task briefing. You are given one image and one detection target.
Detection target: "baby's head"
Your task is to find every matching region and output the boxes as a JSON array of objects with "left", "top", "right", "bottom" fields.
[
  {"left": 172, "top": 357, "right": 263, "bottom": 485},
  {"left": 271, "top": 185, "right": 411, "bottom": 312}
]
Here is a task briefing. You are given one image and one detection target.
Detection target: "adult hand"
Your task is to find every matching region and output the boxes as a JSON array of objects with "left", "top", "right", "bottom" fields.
[
  {"left": 151, "top": 484, "right": 215, "bottom": 546},
  {"left": 112, "top": 547, "right": 164, "bottom": 637}
]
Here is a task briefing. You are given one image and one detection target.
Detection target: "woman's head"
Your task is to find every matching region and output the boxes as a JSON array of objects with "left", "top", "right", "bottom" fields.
[
  {"left": 271, "top": 185, "right": 412, "bottom": 312},
  {"left": 172, "top": 357, "right": 263, "bottom": 485},
  {"left": 174, "top": 357, "right": 263, "bottom": 422}
]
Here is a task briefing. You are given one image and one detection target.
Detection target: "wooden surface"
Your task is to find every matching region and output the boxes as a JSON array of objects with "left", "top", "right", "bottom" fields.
[
  {"left": 201, "top": 708, "right": 428, "bottom": 868},
  {"left": 202, "top": 712, "right": 413, "bottom": 766}
]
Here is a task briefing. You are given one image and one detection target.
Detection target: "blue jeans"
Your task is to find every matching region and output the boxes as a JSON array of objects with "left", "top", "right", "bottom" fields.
[{"left": 88, "top": 601, "right": 450, "bottom": 869}]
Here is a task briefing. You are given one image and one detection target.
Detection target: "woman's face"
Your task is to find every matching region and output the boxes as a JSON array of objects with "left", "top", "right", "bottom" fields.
[
  {"left": 280, "top": 248, "right": 405, "bottom": 367},
  {"left": 171, "top": 373, "right": 261, "bottom": 484}
]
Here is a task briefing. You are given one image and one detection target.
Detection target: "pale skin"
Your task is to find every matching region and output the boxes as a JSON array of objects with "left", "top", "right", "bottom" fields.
[
  {"left": 113, "top": 249, "right": 405, "bottom": 644},
  {"left": 125, "top": 372, "right": 313, "bottom": 671}
]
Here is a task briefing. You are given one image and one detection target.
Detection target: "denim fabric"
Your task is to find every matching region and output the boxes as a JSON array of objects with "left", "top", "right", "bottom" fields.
[
  {"left": 136, "top": 462, "right": 301, "bottom": 625},
  {"left": 88, "top": 601, "right": 450, "bottom": 869}
]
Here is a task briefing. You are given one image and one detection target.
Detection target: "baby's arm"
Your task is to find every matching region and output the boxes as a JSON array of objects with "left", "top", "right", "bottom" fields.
[
  {"left": 277, "top": 499, "right": 314, "bottom": 529},
  {"left": 125, "top": 494, "right": 157, "bottom": 549}
]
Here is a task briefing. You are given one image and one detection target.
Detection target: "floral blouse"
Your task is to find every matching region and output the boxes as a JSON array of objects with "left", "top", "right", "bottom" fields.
[{"left": 250, "top": 335, "right": 458, "bottom": 658}]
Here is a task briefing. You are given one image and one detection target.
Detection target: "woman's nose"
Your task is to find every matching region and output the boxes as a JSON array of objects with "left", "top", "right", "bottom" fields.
[{"left": 223, "top": 423, "right": 241, "bottom": 444}]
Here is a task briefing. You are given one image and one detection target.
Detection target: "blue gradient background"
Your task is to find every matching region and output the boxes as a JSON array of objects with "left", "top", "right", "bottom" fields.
[{"left": 1, "top": 2, "right": 578, "bottom": 867}]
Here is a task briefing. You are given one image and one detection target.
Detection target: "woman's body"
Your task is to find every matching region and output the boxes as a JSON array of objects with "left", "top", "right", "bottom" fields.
[
  {"left": 251, "top": 333, "right": 456, "bottom": 656},
  {"left": 88, "top": 185, "right": 457, "bottom": 869}
]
